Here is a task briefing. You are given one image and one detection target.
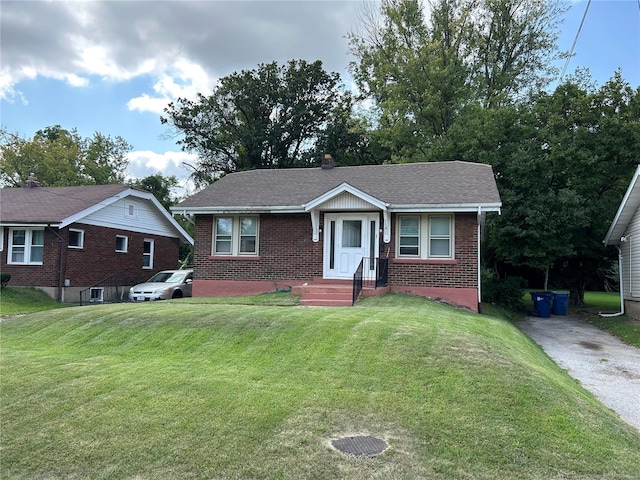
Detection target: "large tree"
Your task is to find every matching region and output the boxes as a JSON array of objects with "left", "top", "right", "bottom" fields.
[
  {"left": 441, "top": 72, "right": 640, "bottom": 304},
  {"left": 348, "top": 0, "right": 565, "bottom": 160},
  {"left": 0, "top": 125, "right": 131, "bottom": 187},
  {"left": 162, "top": 60, "right": 353, "bottom": 186}
]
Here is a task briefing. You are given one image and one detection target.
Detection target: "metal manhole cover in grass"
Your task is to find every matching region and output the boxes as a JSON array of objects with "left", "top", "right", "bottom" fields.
[{"left": 331, "top": 435, "right": 389, "bottom": 457}]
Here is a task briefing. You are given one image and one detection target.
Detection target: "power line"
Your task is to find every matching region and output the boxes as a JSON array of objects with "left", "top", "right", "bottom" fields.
[{"left": 558, "top": 0, "right": 592, "bottom": 85}]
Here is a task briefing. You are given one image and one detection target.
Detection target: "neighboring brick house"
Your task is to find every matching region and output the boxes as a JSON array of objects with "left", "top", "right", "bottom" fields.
[
  {"left": 1, "top": 182, "right": 193, "bottom": 303},
  {"left": 172, "top": 159, "right": 501, "bottom": 311},
  {"left": 604, "top": 165, "right": 640, "bottom": 318}
]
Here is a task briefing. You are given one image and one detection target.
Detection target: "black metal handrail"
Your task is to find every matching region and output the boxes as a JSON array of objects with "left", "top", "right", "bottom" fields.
[
  {"left": 352, "top": 257, "right": 389, "bottom": 305},
  {"left": 353, "top": 259, "right": 364, "bottom": 306}
]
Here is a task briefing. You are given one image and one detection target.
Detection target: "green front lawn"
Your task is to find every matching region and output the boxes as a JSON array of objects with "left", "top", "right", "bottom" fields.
[{"left": 2, "top": 294, "right": 639, "bottom": 479}]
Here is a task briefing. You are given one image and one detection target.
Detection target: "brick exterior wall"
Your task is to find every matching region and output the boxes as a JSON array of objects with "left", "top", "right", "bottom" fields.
[
  {"left": 194, "top": 212, "right": 478, "bottom": 290},
  {"left": 194, "top": 214, "right": 323, "bottom": 282},
  {"left": 387, "top": 213, "right": 478, "bottom": 289},
  {"left": 1, "top": 224, "right": 181, "bottom": 294}
]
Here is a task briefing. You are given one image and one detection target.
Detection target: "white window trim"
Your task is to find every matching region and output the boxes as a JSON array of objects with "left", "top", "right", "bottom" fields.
[
  {"left": 143, "top": 239, "right": 154, "bottom": 269},
  {"left": 125, "top": 201, "right": 138, "bottom": 219},
  {"left": 7, "top": 227, "right": 45, "bottom": 265},
  {"left": 68, "top": 228, "right": 85, "bottom": 249},
  {"left": 396, "top": 214, "right": 454, "bottom": 260},
  {"left": 212, "top": 216, "right": 259, "bottom": 256},
  {"left": 89, "top": 287, "right": 104, "bottom": 303},
  {"left": 116, "top": 235, "right": 129, "bottom": 253},
  {"left": 0, "top": 227, "right": 3, "bottom": 252}
]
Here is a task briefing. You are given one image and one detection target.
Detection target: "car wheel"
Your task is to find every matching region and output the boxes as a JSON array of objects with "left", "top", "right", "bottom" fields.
[{"left": 172, "top": 290, "right": 183, "bottom": 299}]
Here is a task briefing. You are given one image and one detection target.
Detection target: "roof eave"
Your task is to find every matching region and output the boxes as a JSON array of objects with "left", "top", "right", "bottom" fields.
[
  {"left": 604, "top": 165, "right": 640, "bottom": 246},
  {"left": 390, "top": 202, "right": 502, "bottom": 213}
]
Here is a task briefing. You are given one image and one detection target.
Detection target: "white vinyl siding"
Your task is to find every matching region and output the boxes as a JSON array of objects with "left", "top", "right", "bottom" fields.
[
  {"left": 622, "top": 209, "right": 640, "bottom": 299},
  {"left": 397, "top": 215, "right": 453, "bottom": 260},
  {"left": 213, "top": 216, "right": 259, "bottom": 256},
  {"left": 8, "top": 228, "right": 44, "bottom": 265},
  {"left": 80, "top": 197, "right": 178, "bottom": 238}
]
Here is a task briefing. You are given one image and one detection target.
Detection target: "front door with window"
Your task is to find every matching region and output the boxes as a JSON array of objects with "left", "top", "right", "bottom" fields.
[{"left": 323, "top": 213, "right": 379, "bottom": 279}]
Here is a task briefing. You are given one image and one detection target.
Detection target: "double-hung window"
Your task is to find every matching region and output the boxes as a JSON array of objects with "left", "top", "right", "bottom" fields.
[
  {"left": 397, "top": 215, "right": 453, "bottom": 259},
  {"left": 213, "top": 216, "right": 258, "bottom": 256},
  {"left": 8, "top": 228, "right": 44, "bottom": 264},
  {"left": 143, "top": 239, "right": 154, "bottom": 269}
]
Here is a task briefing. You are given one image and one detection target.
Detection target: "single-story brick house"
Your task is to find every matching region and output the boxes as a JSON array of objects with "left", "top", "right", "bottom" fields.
[
  {"left": 171, "top": 159, "right": 501, "bottom": 311},
  {"left": 0, "top": 181, "right": 193, "bottom": 303},
  {"left": 604, "top": 164, "right": 640, "bottom": 318}
]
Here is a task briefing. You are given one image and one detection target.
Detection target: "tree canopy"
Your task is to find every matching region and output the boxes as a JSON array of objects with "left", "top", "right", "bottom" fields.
[
  {"left": 348, "top": 0, "right": 566, "bottom": 160},
  {"left": 162, "top": 60, "right": 369, "bottom": 187},
  {"left": 0, "top": 125, "right": 131, "bottom": 187}
]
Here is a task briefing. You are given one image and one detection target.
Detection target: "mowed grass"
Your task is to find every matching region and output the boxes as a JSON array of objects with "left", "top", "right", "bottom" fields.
[
  {"left": 582, "top": 291, "right": 640, "bottom": 348},
  {"left": 2, "top": 294, "right": 640, "bottom": 479},
  {"left": 0, "top": 286, "right": 69, "bottom": 316}
]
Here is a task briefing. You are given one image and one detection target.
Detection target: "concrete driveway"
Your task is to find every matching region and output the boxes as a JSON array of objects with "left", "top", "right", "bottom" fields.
[{"left": 517, "top": 315, "right": 640, "bottom": 432}]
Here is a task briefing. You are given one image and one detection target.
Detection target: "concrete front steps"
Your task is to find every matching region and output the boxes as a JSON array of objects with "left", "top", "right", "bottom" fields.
[{"left": 292, "top": 279, "right": 389, "bottom": 307}]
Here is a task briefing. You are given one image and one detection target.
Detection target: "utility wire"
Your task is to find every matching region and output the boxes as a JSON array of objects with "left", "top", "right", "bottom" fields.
[{"left": 558, "top": 0, "right": 592, "bottom": 85}]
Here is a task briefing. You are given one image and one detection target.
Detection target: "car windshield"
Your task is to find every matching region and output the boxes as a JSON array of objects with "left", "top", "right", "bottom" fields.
[{"left": 147, "top": 272, "right": 186, "bottom": 283}]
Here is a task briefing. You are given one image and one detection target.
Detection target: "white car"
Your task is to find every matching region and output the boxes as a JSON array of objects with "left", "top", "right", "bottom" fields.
[{"left": 128, "top": 269, "right": 193, "bottom": 301}]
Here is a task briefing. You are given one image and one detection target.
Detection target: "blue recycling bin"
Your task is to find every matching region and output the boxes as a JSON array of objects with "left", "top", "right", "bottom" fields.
[
  {"left": 530, "top": 292, "right": 552, "bottom": 318},
  {"left": 552, "top": 291, "right": 569, "bottom": 315}
]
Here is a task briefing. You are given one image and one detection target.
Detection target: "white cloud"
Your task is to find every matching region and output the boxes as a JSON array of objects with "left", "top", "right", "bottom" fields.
[
  {"left": 126, "top": 149, "right": 200, "bottom": 197},
  {"left": 127, "top": 60, "right": 217, "bottom": 114}
]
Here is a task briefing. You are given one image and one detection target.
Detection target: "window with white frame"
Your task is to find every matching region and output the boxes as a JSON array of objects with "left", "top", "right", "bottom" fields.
[
  {"left": 397, "top": 215, "right": 453, "bottom": 259},
  {"left": 143, "top": 239, "right": 154, "bottom": 269},
  {"left": 125, "top": 201, "right": 138, "bottom": 219},
  {"left": 68, "top": 229, "right": 84, "bottom": 249},
  {"left": 8, "top": 228, "right": 45, "bottom": 264},
  {"left": 115, "top": 235, "right": 128, "bottom": 253},
  {"left": 90, "top": 287, "right": 104, "bottom": 303},
  {"left": 213, "top": 216, "right": 259, "bottom": 256}
]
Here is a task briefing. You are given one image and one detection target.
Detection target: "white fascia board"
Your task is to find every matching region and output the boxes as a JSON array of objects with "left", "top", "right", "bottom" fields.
[
  {"left": 390, "top": 202, "right": 502, "bottom": 213},
  {"left": 60, "top": 188, "right": 194, "bottom": 245},
  {"left": 171, "top": 205, "right": 305, "bottom": 215},
  {"left": 303, "top": 182, "right": 388, "bottom": 212},
  {"left": 0, "top": 222, "right": 57, "bottom": 228},
  {"left": 604, "top": 165, "right": 640, "bottom": 246}
]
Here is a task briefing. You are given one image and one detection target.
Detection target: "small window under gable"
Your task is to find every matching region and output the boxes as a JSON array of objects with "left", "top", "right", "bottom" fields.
[
  {"left": 69, "top": 229, "right": 84, "bottom": 249},
  {"left": 125, "top": 200, "right": 138, "bottom": 219}
]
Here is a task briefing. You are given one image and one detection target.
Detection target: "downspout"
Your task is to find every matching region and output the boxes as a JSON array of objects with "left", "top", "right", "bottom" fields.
[
  {"left": 477, "top": 206, "right": 482, "bottom": 313},
  {"left": 600, "top": 240, "right": 625, "bottom": 317},
  {"left": 47, "top": 226, "right": 65, "bottom": 302}
]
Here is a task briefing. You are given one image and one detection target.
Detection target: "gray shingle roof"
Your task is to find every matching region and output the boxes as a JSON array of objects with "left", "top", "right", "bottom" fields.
[
  {"left": 0, "top": 184, "right": 130, "bottom": 224},
  {"left": 174, "top": 161, "right": 501, "bottom": 211}
]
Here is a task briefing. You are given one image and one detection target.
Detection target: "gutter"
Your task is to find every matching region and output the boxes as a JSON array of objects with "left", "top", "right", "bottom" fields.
[{"left": 46, "top": 225, "right": 66, "bottom": 303}]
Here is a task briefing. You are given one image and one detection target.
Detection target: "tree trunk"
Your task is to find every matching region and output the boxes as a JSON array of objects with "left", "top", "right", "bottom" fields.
[{"left": 543, "top": 267, "right": 549, "bottom": 291}]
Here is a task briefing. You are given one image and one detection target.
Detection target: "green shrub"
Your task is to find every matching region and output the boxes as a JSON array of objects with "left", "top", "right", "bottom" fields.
[
  {"left": 0, "top": 273, "right": 10, "bottom": 289},
  {"left": 482, "top": 270, "right": 526, "bottom": 312}
]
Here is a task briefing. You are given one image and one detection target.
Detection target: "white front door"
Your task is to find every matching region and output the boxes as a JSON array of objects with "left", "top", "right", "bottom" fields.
[{"left": 323, "top": 213, "right": 379, "bottom": 279}]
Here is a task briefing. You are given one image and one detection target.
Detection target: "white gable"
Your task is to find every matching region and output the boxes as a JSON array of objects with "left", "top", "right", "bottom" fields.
[
  {"left": 315, "top": 191, "right": 381, "bottom": 211},
  {"left": 76, "top": 196, "right": 181, "bottom": 238}
]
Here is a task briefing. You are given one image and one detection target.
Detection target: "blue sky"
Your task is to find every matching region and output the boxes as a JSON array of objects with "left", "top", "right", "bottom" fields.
[{"left": 1, "top": 0, "right": 639, "bottom": 196}]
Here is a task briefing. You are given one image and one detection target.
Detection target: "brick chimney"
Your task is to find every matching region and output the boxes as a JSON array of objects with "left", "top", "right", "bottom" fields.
[
  {"left": 24, "top": 173, "right": 41, "bottom": 189},
  {"left": 321, "top": 154, "right": 335, "bottom": 170}
]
